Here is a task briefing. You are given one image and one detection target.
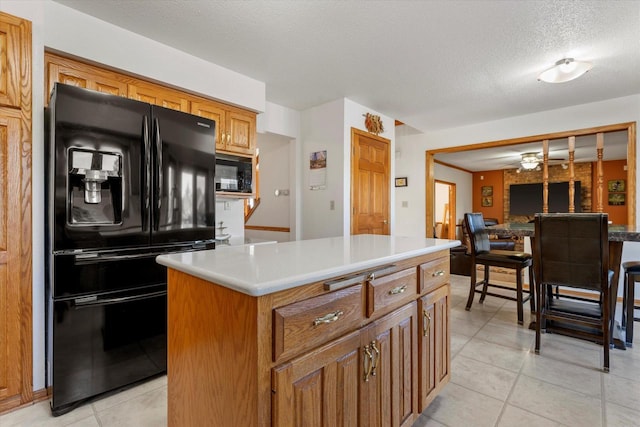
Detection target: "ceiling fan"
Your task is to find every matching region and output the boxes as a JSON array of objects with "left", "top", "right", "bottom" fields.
[{"left": 515, "top": 152, "right": 566, "bottom": 172}]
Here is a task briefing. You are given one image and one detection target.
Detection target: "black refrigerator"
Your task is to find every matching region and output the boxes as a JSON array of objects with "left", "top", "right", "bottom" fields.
[{"left": 45, "top": 83, "right": 216, "bottom": 415}]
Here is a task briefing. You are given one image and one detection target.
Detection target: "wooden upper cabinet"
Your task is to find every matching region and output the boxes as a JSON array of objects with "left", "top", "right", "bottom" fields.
[
  {"left": 0, "top": 15, "right": 26, "bottom": 108},
  {"left": 45, "top": 51, "right": 255, "bottom": 155},
  {"left": 128, "top": 81, "right": 190, "bottom": 112},
  {"left": 44, "top": 52, "right": 127, "bottom": 103},
  {"left": 191, "top": 101, "right": 226, "bottom": 151},
  {"left": 226, "top": 110, "right": 255, "bottom": 155},
  {"left": 192, "top": 102, "right": 256, "bottom": 155}
]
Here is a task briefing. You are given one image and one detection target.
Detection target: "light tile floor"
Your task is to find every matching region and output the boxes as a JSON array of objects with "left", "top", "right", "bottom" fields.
[{"left": 1, "top": 275, "right": 638, "bottom": 427}]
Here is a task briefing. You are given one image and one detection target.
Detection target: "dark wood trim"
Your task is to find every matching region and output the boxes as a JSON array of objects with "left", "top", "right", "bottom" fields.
[{"left": 244, "top": 225, "right": 290, "bottom": 233}]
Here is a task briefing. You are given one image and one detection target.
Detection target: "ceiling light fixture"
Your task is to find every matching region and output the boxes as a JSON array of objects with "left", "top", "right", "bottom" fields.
[
  {"left": 520, "top": 153, "right": 540, "bottom": 170},
  {"left": 538, "top": 58, "right": 592, "bottom": 83}
]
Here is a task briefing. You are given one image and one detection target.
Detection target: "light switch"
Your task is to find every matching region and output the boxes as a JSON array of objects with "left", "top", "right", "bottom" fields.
[
  {"left": 402, "top": 201, "right": 408, "bottom": 208},
  {"left": 330, "top": 200, "right": 335, "bottom": 210}
]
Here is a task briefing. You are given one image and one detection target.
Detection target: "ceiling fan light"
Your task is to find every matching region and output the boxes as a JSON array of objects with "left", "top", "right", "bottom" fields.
[
  {"left": 520, "top": 153, "right": 539, "bottom": 170},
  {"left": 538, "top": 58, "right": 592, "bottom": 83}
]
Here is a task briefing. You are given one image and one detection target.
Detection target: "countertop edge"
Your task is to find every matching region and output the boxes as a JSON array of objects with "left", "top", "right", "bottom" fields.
[{"left": 157, "top": 238, "right": 460, "bottom": 297}]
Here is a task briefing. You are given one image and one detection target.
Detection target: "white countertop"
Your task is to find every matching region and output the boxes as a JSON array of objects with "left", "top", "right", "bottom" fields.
[{"left": 156, "top": 234, "right": 460, "bottom": 296}]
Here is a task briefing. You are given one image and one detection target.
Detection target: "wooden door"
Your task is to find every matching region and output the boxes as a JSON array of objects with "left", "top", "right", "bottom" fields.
[
  {"left": 0, "top": 11, "right": 31, "bottom": 413},
  {"left": 191, "top": 101, "right": 226, "bottom": 151},
  {"left": 0, "top": 111, "right": 23, "bottom": 405},
  {"left": 434, "top": 180, "right": 456, "bottom": 239},
  {"left": 351, "top": 128, "right": 390, "bottom": 235},
  {"left": 272, "top": 329, "right": 363, "bottom": 427},
  {"left": 362, "top": 302, "right": 417, "bottom": 427},
  {"left": 418, "top": 284, "right": 450, "bottom": 411}
]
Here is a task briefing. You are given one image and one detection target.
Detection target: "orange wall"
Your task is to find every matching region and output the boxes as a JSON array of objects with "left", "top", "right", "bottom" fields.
[
  {"left": 472, "top": 159, "right": 628, "bottom": 225},
  {"left": 596, "top": 159, "right": 627, "bottom": 224},
  {"left": 472, "top": 170, "right": 504, "bottom": 223}
]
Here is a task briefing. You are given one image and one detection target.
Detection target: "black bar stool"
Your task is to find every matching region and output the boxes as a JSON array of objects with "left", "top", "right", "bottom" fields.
[{"left": 622, "top": 261, "right": 640, "bottom": 347}]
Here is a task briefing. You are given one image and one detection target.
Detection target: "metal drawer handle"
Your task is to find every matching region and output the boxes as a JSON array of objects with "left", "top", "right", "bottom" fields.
[
  {"left": 423, "top": 310, "right": 432, "bottom": 337},
  {"left": 389, "top": 284, "right": 407, "bottom": 295},
  {"left": 432, "top": 270, "right": 445, "bottom": 277},
  {"left": 313, "top": 310, "right": 344, "bottom": 326},
  {"left": 363, "top": 345, "right": 373, "bottom": 382},
  {"left": 370, "top": 340, "right": 380, "bottom": 377}
]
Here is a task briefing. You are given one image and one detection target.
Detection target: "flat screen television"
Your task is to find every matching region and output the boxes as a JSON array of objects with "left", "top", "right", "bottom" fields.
[{"left": 509, "top": 181, "right": 581, "bottom": 216}]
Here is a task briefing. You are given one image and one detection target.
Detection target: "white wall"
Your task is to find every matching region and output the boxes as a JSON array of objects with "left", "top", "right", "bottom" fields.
[
  {"left": 257, "top": 101, "right": 301, "bottom": 240},
  {"left": 300, "top": 99, "right": 345, "bottom": 239},
  {"left": 215, "top": 198, "right": 245, "bottom": 241},
  {"left": 246, "top": 132, "right": 291, "bottom": 242}
]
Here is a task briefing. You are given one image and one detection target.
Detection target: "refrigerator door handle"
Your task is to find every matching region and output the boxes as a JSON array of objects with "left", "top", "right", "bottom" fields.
[
  {"left": 73, "top": 289, "right": 167, "bottom": 308},
  {"left": 143, "top": 115, "right": 151, "bottom": 230},
  {"left": 154, "top": 117, "right": 163, "bottom": 232},
  {"left": 74, "top": 251, "right": 168, "bottom": 264}
]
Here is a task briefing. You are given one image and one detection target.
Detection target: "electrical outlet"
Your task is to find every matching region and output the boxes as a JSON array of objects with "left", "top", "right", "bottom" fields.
[{"left": 402, "top": 201, "right": 408, "bottom": 208}]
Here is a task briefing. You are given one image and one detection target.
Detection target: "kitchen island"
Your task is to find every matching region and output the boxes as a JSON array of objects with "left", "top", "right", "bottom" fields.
[{"left": 157, "top": 234, "right": 459, "bottom": 427}]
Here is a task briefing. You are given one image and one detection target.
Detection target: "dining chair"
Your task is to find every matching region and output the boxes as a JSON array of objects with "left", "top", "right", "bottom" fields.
[
  {"left": 621, "top": 261, "right": 640, "bottom": 347},
  {"left": 533, "top": 213, "right": 612, "bottom": 372},
  {"left": 463, "top": 212, "right": 534, "bottom": 325}
]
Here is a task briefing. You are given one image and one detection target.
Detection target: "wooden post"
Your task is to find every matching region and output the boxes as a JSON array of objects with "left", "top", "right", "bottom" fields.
[
  {"left": 568, "top": 136, "right": 575, "bottom": 212},
  {"left": 542, "top": 140, "right": 549, "bottom": 213},
  {"left": 596, "top": 133, "right": 604, "bottom": 212}
]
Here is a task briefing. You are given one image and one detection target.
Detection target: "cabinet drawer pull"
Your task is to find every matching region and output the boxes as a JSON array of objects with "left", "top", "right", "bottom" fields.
[
  {"left": 432, "top": 270, "right": 445, "bottom": 277},
  {"left": 363, "top": 345, "right": 373, "bottom": 382},
  {"left": 370, "top": 340, "right": 380, "bottom": 376},
  {"left": 388, "top": 284, "right": 407, "bottom": 295},
  {"left": 313, "top": 310, "right": 344, "bottom": 326},
  {"left": 423, "top": 310, "right": 432, "bottom": 337}
]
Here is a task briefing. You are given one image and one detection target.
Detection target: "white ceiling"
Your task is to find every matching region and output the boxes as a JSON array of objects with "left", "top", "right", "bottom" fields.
[{"left": 52, "top": 0, "right": 640, "bottom": 134}]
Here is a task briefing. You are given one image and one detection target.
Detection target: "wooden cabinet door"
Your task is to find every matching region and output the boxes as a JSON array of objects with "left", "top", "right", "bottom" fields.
[
  {"left": 226, "top": 110, "right": 255, "bottom": 155},
  {"left": 272, "top": 330, "right": 363, "bottom": 427},
  {"left": 0, "top": 14, "right": 25, "bottom": 108},
  {"left": 0, "top": 110, "right": 23, "bottom": 404},
  {"left": 418, "top": 284, "right": 450, "bottom": 411},
  {"left": 191, "top": 101, "right": 226, "bottom": 151},
  {"left": 45, "top": 53, "right": 127, "bottom": 102},
  {"left": 128, "top": 82, "right": 189, "bottom": 112},
  {"left": 363, "top": 302, "right": 418, "bottom": 427}
]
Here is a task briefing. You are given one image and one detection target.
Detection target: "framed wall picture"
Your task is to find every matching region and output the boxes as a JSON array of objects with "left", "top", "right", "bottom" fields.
[
  {"left": 608, "top": 179, "right": 625, "bottom": 192},
  {"left": 395, "top": 177, "right": 408, "bottom": 187},
  {"left": 482, "top": 196, "right": 493, "bottom": 207},
  {"left": 481, "top": 186, "right": 493, "bottom": 197},
  {"left": 608, "top": 193, "right": 625, "bottom": 206}
]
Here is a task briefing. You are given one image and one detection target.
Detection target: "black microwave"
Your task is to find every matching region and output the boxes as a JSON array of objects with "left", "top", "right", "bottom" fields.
[{"left": 215, "top": 153, "right": 253, "bottom": 193}]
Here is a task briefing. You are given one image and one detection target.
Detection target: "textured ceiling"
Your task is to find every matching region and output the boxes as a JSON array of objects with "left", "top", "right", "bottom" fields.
[{"left": 52, "top": 0, "right": 640, "bottom": 135}]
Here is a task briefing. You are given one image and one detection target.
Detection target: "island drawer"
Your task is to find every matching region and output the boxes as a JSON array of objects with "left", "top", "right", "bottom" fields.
[
  {"left": 366, "top": 267, "right": 417, "bottom": 317},
  {"left": 418, "top": 256, "right": 449, "bottom": 294},
  {"left": 273, "top": 284, "right": 363, "bottom": 362}
]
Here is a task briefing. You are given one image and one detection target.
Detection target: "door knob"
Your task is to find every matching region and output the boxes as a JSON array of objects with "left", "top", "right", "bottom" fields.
[{"left": 382, "top": 219, "right": 388, "bottom": 224}]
